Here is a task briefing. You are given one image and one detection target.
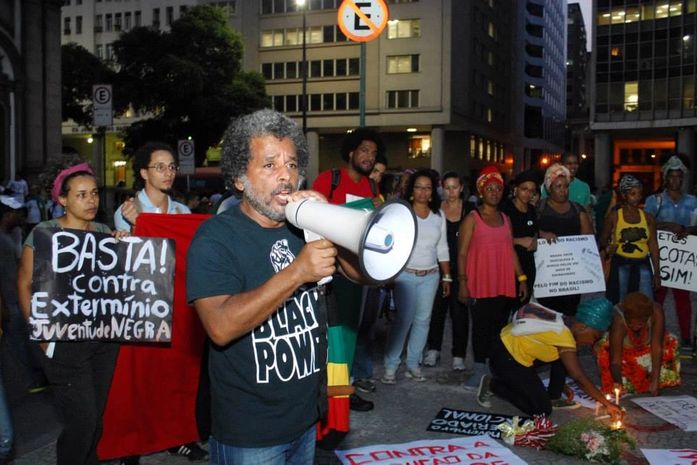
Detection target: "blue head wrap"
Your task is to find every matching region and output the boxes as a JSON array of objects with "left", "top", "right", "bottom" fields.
[{"left": 575, "top": 297, "right": 614, "bottom": 331}]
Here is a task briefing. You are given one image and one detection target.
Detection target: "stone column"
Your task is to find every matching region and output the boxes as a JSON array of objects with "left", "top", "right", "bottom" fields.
[
  {"left": 431, "top": 126, "right": 444, "bottom": 175},
  {"left": 305, "top": 130, "right": 319, "bottom": 186},
  {"left": 594, "top": 132, "right": 612, "bottom": 189},
  {"left": 677, "top": 127, "right": 695, "bottom": 191}
]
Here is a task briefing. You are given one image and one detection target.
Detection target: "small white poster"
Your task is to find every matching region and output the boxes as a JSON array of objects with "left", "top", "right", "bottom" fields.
[
  {"left": 642, "top": 448, "right": 697, "bottom": 465},
  {"left": 335, "top": 435, "right": 529, "bottom": 465},
  {"left": 656, "top": 230, "right": 697, "bottom": 292},
  {"left": 541, "top": 377, "right": 597, "bottom": 410},
  {"left": 632, "top": 395, "right": 697, "bottom": 432},
  {"left": 533, "top": 235, "right": 606, "bottom": 298}
]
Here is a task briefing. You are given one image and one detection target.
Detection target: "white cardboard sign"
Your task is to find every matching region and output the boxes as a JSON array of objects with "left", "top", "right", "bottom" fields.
[
  {"left": 656, "top": 230, "right": 697, "bottom": 292},
  {"left": 632, "top": 395, "right": 697, "bottom": 432},
  {"left": 533, "top": 235, "right": 605, "bottom": 298}
]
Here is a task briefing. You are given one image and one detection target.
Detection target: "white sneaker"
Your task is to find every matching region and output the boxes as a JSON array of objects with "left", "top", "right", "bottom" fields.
[
  {"left": 381, "top": 368, "right": 397, "bottom": 385},
  {"left": 452, "top": 357, "right": 466, "bottom": 371},
  {"left": 423, "top": 350, "right": 440, "bottom": 367},
  {"left": 405, "top": 367, "right": 427, "bottom": 382}
]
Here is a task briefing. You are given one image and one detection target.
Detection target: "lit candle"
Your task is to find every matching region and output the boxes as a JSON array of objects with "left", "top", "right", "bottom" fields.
[
  {"left": 611, "top": 420, "right": 623, "bottom": 430},
  {"left": 614, "top": 387, "right": 620, "bottom": 405}
]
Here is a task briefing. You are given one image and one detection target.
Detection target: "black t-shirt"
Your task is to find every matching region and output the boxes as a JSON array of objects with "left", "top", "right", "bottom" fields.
[
  {"left": 186, "top": 205, "right": 322, "bottom": 447},
  {"left": 500, "top": 197, "right": 538, "bottom": 284}
]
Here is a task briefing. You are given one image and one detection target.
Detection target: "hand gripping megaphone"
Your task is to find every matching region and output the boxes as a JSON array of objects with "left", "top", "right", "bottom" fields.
[{"left": 285, "top": 198, "right": 417, "bottom": 284}]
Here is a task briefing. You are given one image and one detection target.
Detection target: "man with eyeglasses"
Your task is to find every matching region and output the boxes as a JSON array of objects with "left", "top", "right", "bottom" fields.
[
  {"left": 112, "top": 142, "right": 204, "bottom": 464},
  {"left": 114, "top": 142, "right": 191, "bottom": 232}
]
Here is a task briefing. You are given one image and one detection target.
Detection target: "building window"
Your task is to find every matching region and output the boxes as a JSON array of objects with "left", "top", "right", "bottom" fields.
[
  {"left": 76, "top": 16, "right": 82, "bottom": 34},
  {"left": 105, "top": 14, "right": 112, "bottom": 32},
  {"left": 115, "top": 13, "right": 122, "bottom": 31},
  {"left": 386, "top": 90, "right": 420, "bottom": 108},
  {"left": 95, "top": 14, "right": 103, "bottom": 32},
  {"left": 487, "top": 80, "right": 494, "bottom": 95},
  {"left": 64, "top": 17, "right": 71, "bottom": 35},
  {"left": 152, "top": 8, "right": 160, "bottom": 29},
  {"left": 487, "top": 22, "right": 496, "bottom": 39},
  {"left": 125, "top": 12, "right": 132, "bottom": 30},
  {"left": 180, "top": 5, "right": 188, "bottom": 15},
  {"left": 96, "top": 44, "right": 103, "bottom": 59},
  {"left": 624, "top": 81, "right": 638, "bottom": 112},
  {"left": 387, "top": 54, "right": 420, "bottom": 74},
  {"left": 387, "top": 19, "right": 421, "bottom": 39},
  {"left": 106, "top": 43, "right": 114, "bottom": 61},
  {"left": 408, "top": 135, "right": 431, "bottom": 158},
  {"left": 166, "top": 6, "right": 174, "bottom": 25},
  {"left": 135, "top": 11, "right": 142, "bottom": 27}
]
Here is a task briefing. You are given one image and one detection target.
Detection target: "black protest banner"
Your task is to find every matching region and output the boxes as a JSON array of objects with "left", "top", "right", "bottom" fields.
[
  {"left": 427, "top": 408, "right": 530, "bottom": 439},
  {"left": 29, "top": 228, "right": 175, "bottom": 342}
]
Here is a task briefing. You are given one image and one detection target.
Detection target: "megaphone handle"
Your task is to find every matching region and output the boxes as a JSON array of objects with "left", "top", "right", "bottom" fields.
[{"left": 303, "top": 229, "right": 334, "bottom": 285}]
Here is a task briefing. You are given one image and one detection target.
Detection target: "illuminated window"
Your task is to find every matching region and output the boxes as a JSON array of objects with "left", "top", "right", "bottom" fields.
[
  {"left": 488, "top": 22, "right": 495, "bottom": 39},
  {"left": 624, "top": 81, "right": 638, "bottom": 112},
  {"left": 387, "top": 19, "right": 421, "bottom": 39},
  {"left": 611, "top": 47, "right": 621, "bottom": 57},
  {"left": 470, "top": 135, "right": 476, "bottom": 157},
  {"left": 387, "top": 55, "right": 420, "bottom": 74},
  {"left": 408, "top": 135, "right": 431, "bottom": 158},
  {"left": 386, "top": 90, "right": 420, "bottom": 108},
  {"left": 487, "top": 80, "right": 494, "bottom": 95}
]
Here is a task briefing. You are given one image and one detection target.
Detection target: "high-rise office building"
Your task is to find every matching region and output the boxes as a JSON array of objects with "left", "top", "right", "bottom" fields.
[
  {"left": 591, "top": 0, "right": 697, "bottom": 191},
  {"left": 61, "top": 0, "right": 567, "bottom": 185},
  {"left": 566, "top": 3, "right": 591, "bottom": 159}
]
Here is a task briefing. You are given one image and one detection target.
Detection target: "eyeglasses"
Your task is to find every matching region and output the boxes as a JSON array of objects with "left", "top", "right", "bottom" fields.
[{"left": 147, "top": 163, "right": 179, "bottom": 173}]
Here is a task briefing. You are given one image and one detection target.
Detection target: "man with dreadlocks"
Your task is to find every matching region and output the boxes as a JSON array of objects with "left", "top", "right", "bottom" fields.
[{"left": 644, "top": 155, "right": 697, "bottom": 351}]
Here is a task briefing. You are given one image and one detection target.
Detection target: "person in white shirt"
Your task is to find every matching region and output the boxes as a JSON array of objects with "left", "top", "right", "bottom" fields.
[{"left": 114, "top": 142, "right": 190, "bottom": 232}]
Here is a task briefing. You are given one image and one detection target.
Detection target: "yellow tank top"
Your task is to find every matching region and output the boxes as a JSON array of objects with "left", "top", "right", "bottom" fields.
[{"left": 614, "top": 208, "right": 650, "bottom": 259}]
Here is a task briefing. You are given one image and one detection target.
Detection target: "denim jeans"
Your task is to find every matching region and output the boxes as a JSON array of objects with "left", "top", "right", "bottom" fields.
[
  {"left": 351, "top": 287, "right": 385, "bottom": 380},
  {"left": 0, "top": 339, "right": 13, "bottom": 462},
  {"left": 384, "top": 271, "right": 440, "bottom": 371},
  {"left": 209, "top": 424, "right": 315, "bottom": 465},
  {"left": 613, "top": 260, "right": 654, "bottom": 303}
]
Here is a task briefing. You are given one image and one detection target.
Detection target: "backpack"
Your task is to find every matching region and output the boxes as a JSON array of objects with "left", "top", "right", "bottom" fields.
[{"left": 328, "top": 168, "right": 378, "bottom": 201}]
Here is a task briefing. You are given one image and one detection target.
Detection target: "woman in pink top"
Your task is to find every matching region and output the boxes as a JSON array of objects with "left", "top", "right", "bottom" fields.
[{"left": 457, "top": 166, "right": 528, "bottom": 400}]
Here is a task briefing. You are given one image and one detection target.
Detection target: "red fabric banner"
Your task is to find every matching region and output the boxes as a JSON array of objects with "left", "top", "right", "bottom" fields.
[{"left": 98, "top": 213, "right": 210, "bottom": 459}]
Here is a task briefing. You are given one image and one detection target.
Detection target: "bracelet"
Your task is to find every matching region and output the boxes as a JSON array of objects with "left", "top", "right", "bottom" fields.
[
  {"left": 517, "top": 274, "right": 528, "bottom": 282},
  {"left": 441, "top": 274, "right": 453, "bottom": 283}
]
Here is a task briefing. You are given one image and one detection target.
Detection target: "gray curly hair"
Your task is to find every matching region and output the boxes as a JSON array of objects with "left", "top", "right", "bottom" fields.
[{"left": 220, "top": 109, "right": 308, "bottom": 187}]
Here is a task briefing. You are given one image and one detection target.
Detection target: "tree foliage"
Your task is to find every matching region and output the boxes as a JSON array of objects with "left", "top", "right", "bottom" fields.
[
  {"left": 61, "top": 43, "right": 120, "bottom": 127},
  {"left": 113, "top": 5, "right": 269, "bottom": 163},
  {"left": 61, "top": 5, "right": 270, "bottom": 165}
]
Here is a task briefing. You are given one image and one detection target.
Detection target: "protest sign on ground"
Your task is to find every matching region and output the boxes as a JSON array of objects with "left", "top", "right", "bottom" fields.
[
  {"left": 642, "top": 448, "right": 697, "bottom": 465},
  {"left": 29, "top": 228, "right": 175, "bottom": 342},
  {"left": 427, "top": 408, "right": 530, "bottom": 439},
  {"left": 335, "top": 435, "right": 528, "bottom": 465},
  {"left": 632, "top": 395, "right": 697, "bottom": 431}
]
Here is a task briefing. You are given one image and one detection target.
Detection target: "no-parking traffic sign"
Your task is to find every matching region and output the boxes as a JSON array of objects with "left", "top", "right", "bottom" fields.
[
  {"left": 178, "top": 139, "right": 195, "bottom": 175},
  {"left": 337, "top": 0, "right": 389, "bottom": 42},
  {"left": 93, "top": 84, "right": 113, "bottom": 127}
]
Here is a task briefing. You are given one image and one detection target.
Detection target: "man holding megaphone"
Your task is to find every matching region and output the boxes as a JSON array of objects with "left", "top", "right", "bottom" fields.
[{"left": 186, "top": 110, "right": 364, "bottom": 465}]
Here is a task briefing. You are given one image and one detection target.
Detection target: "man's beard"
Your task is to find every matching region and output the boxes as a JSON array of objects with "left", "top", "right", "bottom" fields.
[
  {"left": 241, "top": 177, "right": 296, "bottom": 222},
  {"left": 351, "top": 156, "right": 373, "bottom": 176}
]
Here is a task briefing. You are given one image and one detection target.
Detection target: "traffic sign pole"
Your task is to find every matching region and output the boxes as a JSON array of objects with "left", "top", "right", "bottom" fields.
[
  {"left": 337, "top": 0, "right": 388, "bottom": 128},
  {"left": 360, "top": 42, "right": 366, "bottom": 127}
]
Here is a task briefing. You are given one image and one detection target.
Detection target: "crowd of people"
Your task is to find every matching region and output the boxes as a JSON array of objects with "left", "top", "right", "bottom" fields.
[{"left": 0, "top": 109, "right": 695, "bottom": 465}]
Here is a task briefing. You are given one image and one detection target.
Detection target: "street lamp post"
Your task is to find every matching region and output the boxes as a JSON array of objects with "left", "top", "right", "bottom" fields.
[{"left": 297, "top": 0, "right": 307, "bottom": 133}]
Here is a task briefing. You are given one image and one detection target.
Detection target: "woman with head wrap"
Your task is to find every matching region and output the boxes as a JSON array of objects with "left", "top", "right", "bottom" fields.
[
  {"left": 534, "top": 163, "right": 594, "bottom": 408},
  {"left": 643, "top": 154, "right": 697, "bottom": 350},
  {"left": 595, "top": 292, "right": 680, "bottom": 396},
  {"left": 479, "top": 297, "right": 624, "bottom": 419},
  {"left": 598, "top": 175, "right": 660, "bottom": 304},
  {"left": 17, "top": 163, "right": 128, "bottom": 465},
  {"left": 500, "top": 169, "right": 541, "bottom": 305},
  {"left": 457, "top": 166, "right": 527, "bottom": 399}
]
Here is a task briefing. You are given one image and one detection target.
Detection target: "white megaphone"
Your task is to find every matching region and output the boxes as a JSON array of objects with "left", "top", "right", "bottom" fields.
[{"left": 285, "top": 198, "right": 417, "bottom": 284}]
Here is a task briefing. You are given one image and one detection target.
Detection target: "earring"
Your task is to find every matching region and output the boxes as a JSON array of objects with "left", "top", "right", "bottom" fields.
[
  {"left": 409, "top": 195, "right": 414, "bottom": 201},
  {"left": 428, "top": 197, "right": 432, "bottom": 202},
  {"left": 513, "top": 188, "right": 518, "bottom": 197}
]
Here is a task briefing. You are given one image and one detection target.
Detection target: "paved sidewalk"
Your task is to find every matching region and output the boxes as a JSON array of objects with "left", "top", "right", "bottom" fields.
[{"left": 7, "top": 292, "right": 697, "bottom": 464}]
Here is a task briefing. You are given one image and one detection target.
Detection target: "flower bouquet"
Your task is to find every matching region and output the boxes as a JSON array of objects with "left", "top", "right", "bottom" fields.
[
  {"left": 546, "top": 417, "right": 635, "bottom": 464},
  {"left": 497, "top": 415, "right": 558, "bottom": 449}
]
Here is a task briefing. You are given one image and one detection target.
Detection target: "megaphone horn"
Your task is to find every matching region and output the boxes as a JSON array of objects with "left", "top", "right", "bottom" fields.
[{"left": 285, "top": 199, "right": 417, "bottom": 284}]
